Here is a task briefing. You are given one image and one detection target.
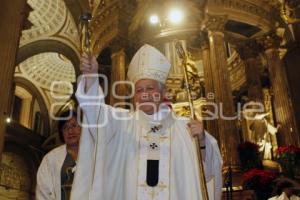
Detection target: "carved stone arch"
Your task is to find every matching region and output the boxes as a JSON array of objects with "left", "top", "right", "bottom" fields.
[
  {"left": 14, "top": 77, "right": 51, "bottom": 137},
  {"left": 17, "top": 39, "right": 80, "bottom": 77}
]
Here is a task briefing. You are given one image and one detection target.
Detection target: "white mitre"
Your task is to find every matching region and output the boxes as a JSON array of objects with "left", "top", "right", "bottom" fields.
[{"left": 127, "top": 44, "right": 171, "bottom": 84}]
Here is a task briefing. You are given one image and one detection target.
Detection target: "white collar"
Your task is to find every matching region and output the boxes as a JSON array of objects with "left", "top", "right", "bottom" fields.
[{"left": 135, "top": 104, "right": 175, "bottom": 134}]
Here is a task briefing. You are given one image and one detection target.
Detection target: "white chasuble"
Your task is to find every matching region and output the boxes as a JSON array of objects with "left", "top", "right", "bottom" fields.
[{"left": 72, "top": 78, "right": 223, "bottom": 200}]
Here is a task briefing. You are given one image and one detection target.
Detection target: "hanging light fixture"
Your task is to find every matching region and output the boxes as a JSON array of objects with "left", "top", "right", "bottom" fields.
[
  {"left": 149, "top": 15, "right": 159, "bottom": 25},
  {"left": 168, "top": 8, "right": 184, "bottom": 24}
]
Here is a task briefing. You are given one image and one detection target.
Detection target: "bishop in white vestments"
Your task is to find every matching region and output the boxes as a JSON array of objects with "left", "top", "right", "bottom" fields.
[{"left": 71, "top": 44, "right": 223, "bottom": 200}]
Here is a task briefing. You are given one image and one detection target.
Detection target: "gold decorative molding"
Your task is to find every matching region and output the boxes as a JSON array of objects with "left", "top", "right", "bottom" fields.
[
  {"left": 227, "top": 51, "right": 247, "bottom": 91},
  {"left": 172, "top": 98, "right": 207, "bottom": 119},
  {"left": 206, "top": 0, "right": 276, "bottom": 35},
  {"left": 207, "top": 0, "right": 273, "bottom": 22},
  {"left": 90, "top": 1, "right": 132, "bottom": 54},
  {"left": 93, "top": 20, "right": 119, "bottom": 54},
  {"left": 281, "top": 0, "right": 300, "bottom": 24},
  {"left": 204, "top": 14, "right": 227, "bottom": 33}
]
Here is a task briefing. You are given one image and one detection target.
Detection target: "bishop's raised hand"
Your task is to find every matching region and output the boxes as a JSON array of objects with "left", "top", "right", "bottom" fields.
[
  {"left": 80, "top": 53, "right": 99, "bottom": 92},
  {"left": 80, "top": 53, "right": 98, "bottom": 75}
]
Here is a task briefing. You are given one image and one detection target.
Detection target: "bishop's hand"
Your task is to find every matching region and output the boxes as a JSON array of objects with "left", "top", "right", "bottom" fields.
[
  {"left": 187, "top": 120, "right": 205, "bottom": 141},
  {"left": 187, "top": 120, "right": 206, "bottom": 161},
  {"left": 80, "top": 53, "right": 99, "bottom": 92},
  {"left": 80, "top": 53, "right": 98, "bottom": 75}
]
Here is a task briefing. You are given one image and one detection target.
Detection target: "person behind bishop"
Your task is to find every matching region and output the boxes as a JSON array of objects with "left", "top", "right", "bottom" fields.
[
  {"left": 36, "top": 110, "right": 81, "bottom": 200},
  {"left": 71, "top": 44, "right": 223, "bottom": 200}
]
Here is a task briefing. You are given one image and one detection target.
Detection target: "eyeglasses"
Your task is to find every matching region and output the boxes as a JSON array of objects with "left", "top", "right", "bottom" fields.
[{"left": 63, "top": 123, "right": 80, "bottom": 132}]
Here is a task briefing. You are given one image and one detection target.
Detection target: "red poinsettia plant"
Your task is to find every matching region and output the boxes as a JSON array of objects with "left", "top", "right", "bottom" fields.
[
  {"left": 242, "top": 169, "right": 277, "bottom": 199},
  {"left": 277, "top": 145, "right": 300, "bottom": 155},
  {"left": 242, "top": 168, "right": 277, "bottom": 186},
  {"left": 276, "top": 145, "right": 300, "bottom": 178}
]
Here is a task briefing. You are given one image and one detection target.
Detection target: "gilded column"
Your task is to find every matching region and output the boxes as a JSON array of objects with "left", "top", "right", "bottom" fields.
[
  {"left": 110, "top": 48, "right": 127, "bottom": 106},
  {"left": 237, "top": 41, "right": 264, "bottom": 103},
  {"left": 199, "top": 31, "right": 220, "bottom": 142},
  {"left": 206, "top": 15, "right": 240, "bottom": 167},
  {"left": 0, "top": 0, "right": 28, "bottom": 158},
  {"left": 258, "top": 33, "right": 299, "bottom": 146}
]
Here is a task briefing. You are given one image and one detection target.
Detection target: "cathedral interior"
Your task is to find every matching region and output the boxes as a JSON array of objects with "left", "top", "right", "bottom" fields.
[{"left": 1, "top": 0, "right": 300, "bottom": 199}]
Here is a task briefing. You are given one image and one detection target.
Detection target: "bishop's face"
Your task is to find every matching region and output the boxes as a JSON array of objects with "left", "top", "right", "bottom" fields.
[{"left": 134, "top": 79, "right": 165, "bottom": 115}]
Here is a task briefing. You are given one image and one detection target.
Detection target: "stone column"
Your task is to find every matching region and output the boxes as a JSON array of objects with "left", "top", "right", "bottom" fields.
[
  {"left": 199, "top": 31, "right": 220, "bottom": 142},
  {"left": 110, "top": 48, "right": 127, "bottom": 107},
  {"left": 206, "top": 15, "right": 240, "bottom": 167},
  {"left": 0, "top": 0, "right": 28, "bottom": 158},
  {"left": 259, "top": 33, "right": 299, "bottom": 146},
  {"left": 237, "top": 41, "right": 264, "bottom": 103}
]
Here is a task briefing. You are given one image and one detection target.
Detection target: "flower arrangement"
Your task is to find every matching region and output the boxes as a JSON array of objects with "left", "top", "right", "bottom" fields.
[
  {"left": 242, "top": 168, "right": 277, "bottom": 200},
  {"left": 277, "top": 145, "right": 300, "bottom": 178},
  {"left": 238, "top": 141, "right": 263, "bottom": 171}
]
